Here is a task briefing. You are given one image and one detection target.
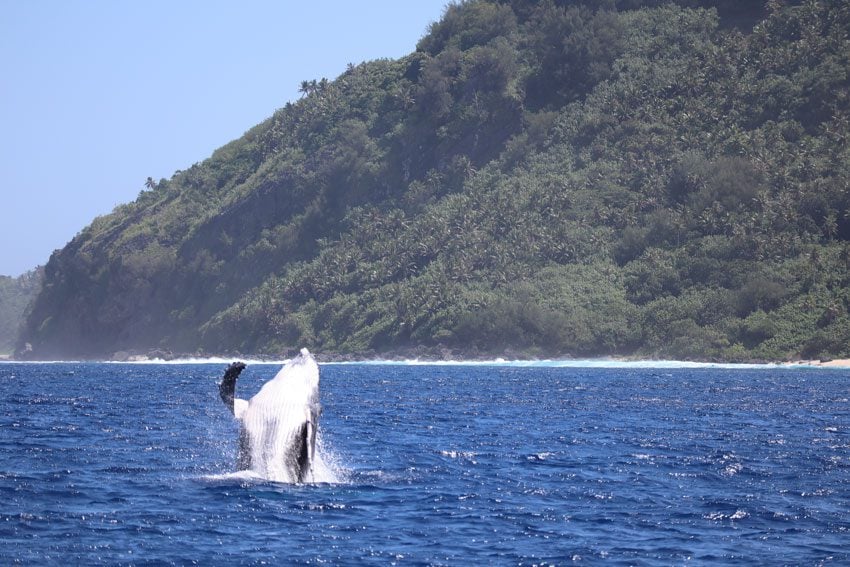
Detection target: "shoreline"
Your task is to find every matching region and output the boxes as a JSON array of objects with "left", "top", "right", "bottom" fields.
[
  {"left": 800, "top": 358, "right": 850, "bottom": 368},
  {"left": 9, "top": 340, "right": 850, "bottom": 368},
  {"left": 3, "top": 354, "right": 850, "bottom": 369}
]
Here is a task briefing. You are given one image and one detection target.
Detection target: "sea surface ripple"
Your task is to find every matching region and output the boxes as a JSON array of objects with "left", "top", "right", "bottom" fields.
[{"left": 0, "top": 362, "right": 848, "bottom": 564}]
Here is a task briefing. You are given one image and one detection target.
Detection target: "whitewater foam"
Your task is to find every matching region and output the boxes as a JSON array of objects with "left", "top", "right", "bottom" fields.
[
  {"left": 1, "top": 357, "right": 840, "bottom": 369},
  {"left": 205, "top": 439, "right": 344, "bottom": 485},
  {"left": 327, "top": 358, "right": 821, "bottom": 369}
]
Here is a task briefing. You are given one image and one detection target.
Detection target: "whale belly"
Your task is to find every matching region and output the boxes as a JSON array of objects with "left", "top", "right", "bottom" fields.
[{"left": 240, "top": 376, "right": 316, "bottom": 483}]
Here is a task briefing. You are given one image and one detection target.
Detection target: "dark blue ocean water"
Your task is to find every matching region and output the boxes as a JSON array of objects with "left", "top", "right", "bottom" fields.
[{"left": 1, "top": 362, "right": 848, "bottom": 565}]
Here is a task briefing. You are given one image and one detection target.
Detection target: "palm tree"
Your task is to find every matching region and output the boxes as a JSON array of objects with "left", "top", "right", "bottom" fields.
[
  {"left": 298, "top": 80, "right": 318, "bottom": 97},
  {"left": 144, "top": 177, "right": 157, "bottom": 190}
]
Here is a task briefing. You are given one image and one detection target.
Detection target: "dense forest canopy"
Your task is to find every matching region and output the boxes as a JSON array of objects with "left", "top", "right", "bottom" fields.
[{"left": 16, "top": 0, "right": 850, "bottom": 361}]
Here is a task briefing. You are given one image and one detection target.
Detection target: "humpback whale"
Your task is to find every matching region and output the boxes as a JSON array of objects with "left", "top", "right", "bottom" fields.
[{"left": 219, "top": 348, "right": 322, "bottom": 483}]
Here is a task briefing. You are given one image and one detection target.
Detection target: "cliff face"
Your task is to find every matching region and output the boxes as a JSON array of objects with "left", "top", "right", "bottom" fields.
[
  {"left": 0, "top": 269, "right": 42, "bottom": 355},
  {"left": 18, "top": 0, "right": 850, "bottom": 361}
]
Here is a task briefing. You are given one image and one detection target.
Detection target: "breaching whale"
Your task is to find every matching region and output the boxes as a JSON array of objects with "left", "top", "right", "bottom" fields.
[{"left": 219, "top": 348, "right": 322, "bottom": 483}]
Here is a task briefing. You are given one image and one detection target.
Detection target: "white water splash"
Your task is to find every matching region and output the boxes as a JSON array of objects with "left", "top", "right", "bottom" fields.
[
  {"left": 308, "top": 438, "right": 344, "bottom": 484},
  {"left": 204, "top": 437, "right": 343, "bottom": 485},
  {"left": 705, "top": 509, "right": 749, "bottom": 521}
]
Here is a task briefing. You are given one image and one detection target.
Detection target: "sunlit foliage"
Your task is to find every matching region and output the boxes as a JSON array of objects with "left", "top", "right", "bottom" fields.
[{"left": 17, "top": 0, "right": 850, "bottom": 361}]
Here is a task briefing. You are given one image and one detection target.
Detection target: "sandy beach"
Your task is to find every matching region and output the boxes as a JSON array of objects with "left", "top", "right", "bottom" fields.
[{"left": 807, "top": 358, "right": 850, "bottom": 368}]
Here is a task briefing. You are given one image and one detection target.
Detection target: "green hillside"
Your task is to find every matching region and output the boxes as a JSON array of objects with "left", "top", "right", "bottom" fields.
[{"left": 17, "top": 0, "right": 850, "bottom": 361}]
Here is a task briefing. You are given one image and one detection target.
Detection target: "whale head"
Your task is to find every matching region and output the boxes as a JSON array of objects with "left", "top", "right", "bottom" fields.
[{"left": 268, "top": 348, "right": 319, "bottom": 391}]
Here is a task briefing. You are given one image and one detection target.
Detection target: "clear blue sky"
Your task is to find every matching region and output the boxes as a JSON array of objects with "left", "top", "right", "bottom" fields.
[{"left": 0, "top": 0, "right": 448, "bottom": 277}]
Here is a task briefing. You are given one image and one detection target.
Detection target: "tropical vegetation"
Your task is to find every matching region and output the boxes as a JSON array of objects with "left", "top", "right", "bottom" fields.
[{"left": 16, "top": 0, "right": 850, "bottom": 362}]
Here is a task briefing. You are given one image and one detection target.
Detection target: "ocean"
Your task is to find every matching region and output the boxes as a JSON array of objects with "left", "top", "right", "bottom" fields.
[{"left": 1, "top": 361, "right": 848, "bottom": 564}]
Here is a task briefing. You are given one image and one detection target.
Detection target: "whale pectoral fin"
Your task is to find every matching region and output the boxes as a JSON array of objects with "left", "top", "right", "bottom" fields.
[
  {"left": 219, "top": 361, "right": 246, "bottom": 414},
  {"left": 307, "top": 418, "right": 317, "bottom": 467},
  {"left": 308, "top": 404, "right": 320, "bottom": 462},
  {"left": 233, "top": 399, "right": 249, "bottom": 421},
  {"left": 237, "top": 426, "right": 252, "bottom": 470},
  {"left": 295, "top": 406, "right": 320, "bottom": 483},
  {"left": 295, "top": 422, "right": 311, "bottom": 483}
]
